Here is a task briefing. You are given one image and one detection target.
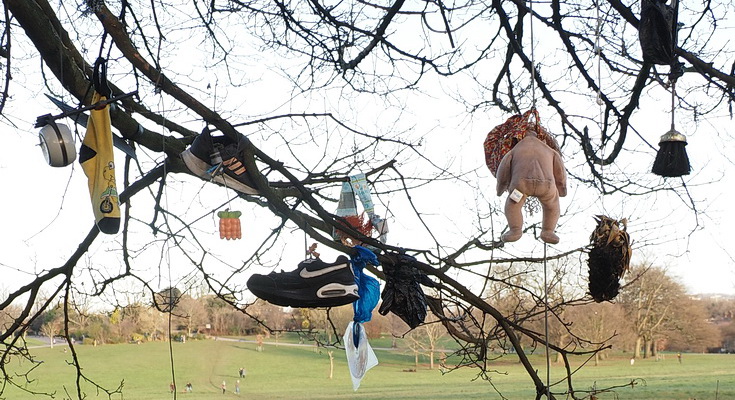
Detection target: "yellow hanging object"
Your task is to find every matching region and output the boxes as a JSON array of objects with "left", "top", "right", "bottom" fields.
[
  {"left": 218, "top": 210, "right": 242, "bottom": 240},
  {"left": 80, "top": 91, "right": 120, "bottom": 234}
]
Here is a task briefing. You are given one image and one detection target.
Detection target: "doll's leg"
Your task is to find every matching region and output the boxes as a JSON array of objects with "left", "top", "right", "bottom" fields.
[
  {"left": 539, "top": 193, "right": 560, "bottom": 244},
  {"left": 501, "top": 195, "right": 525, "bottom": 242}
]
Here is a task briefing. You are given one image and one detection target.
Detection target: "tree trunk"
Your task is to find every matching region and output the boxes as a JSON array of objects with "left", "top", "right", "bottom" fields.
[
  {"left": 429, "top": 350, "right": 434, "bottom": 369},
  {"left": 555, "top": 332, "right": 569, "bottom": 364},
  {"left": 328, "top": 350, "right": 334, "bottom": 379},
  {"left": 634, "top": 336, "right": 642, "bottom": 358}
]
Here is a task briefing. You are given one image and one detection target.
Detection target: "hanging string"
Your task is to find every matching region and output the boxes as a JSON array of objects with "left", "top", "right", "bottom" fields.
[
  {"left": 670, "top": 80, "right": 677, "bottom": 131},
  {"left": 529, "top": 0, "right": 537, "bottom": 109},
  {"left": 165, "top": 242, "right": 177, "bottom": 400},
  {"left": 304, "top": 231, "right": 309, "bottom": 259},
  {"left": 526, "top": 0, "right": 543, "bottom": 214},
  {"left": 594, "top": 0, "right": 607, "bottom": 209},
  {"left": 156, "top": 85, "right": 179, "bottom": 400},
  {"left": 543, "top": 243, "right": 550, "bottom": 399},
  {"left": 594, "top": 0, "right": 603, "bottom": 108},
  {"left": 528, "top": 1, "right": 550, "bottom": 397},
  {"left": 204, "top": 80, "right": 234, "bottom": 203}
]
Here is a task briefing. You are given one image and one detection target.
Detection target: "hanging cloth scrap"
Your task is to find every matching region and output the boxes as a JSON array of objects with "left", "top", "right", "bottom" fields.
[
  {"left": 79, "top": 57, "right": 120, "bottom": 234},
  {"left": 333, "top": 174, "right": 388, "bottom": 245}
]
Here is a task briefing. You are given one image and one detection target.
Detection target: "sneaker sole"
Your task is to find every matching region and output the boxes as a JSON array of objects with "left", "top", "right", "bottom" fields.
[
  {"left": 249, "top": 282, "right": 359, "bottom": 308},
  {"left": 182, "top": 149, "right": 259, "bottom": 195}
]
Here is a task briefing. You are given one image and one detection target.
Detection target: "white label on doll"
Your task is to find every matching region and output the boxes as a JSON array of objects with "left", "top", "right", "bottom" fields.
[{"left": 509, "top": 189, "right": 523, "bottom": 202}]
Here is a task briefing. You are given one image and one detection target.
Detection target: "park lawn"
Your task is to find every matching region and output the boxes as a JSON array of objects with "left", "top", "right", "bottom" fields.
[
  {"left": 233, "top": 332, "right": 460, "bottom": 352},
  {"left": 0, "top": 339, "right": 732, "bottom": 399},
  {"left": 562, "top": 352, "right": 735, "bottom": 399}
]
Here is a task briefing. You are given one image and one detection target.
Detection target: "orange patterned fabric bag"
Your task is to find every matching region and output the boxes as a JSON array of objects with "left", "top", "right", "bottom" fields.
[{"left": 483, "top": 109, "right": 561, "bottom": 177}]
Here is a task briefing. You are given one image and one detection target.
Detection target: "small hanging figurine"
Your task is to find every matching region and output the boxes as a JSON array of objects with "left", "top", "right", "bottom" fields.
[
  {"left": 217, "top": 209, "right": 242, "bottom": 240},
  {"left": 306, "top": 242, "right": 320, "bottom": 258}
]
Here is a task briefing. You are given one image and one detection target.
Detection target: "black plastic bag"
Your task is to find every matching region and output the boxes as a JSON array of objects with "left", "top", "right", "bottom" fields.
[
  {"left": 378, "top": 253, "right": 428, "bottom": 329},
  {"left": 639, "top": 0, "right": 678, "bottom": 65}
]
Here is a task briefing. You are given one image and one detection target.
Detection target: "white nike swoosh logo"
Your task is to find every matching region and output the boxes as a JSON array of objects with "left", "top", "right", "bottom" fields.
[{"left": 299, "top": 262, "right": 350, "bottom": 278}]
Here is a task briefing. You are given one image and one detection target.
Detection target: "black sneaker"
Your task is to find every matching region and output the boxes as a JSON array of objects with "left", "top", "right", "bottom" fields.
[
  {"left": 246, "top": 256, "right": 359, "bottom": 308},
  {"left": 181, "top": 129, "right": 259, "bottom": 195}
]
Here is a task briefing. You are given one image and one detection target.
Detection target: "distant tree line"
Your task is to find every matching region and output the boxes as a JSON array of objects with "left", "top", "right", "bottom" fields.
[
  {"left": 483, "top": 262, "right": 735, "bottom": 362},
  {"left": 2, "top": 263, "right": 732, "bottom": 361}
]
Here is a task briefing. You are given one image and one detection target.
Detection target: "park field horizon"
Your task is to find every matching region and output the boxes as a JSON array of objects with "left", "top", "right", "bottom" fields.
[{"left": 2, "top": 336, "right": 733, "bottom": 400}]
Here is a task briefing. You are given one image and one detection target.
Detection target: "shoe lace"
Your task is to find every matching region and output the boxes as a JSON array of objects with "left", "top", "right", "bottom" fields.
[{"left": 206, "top": 143, "right": 225, "bottom": 178}]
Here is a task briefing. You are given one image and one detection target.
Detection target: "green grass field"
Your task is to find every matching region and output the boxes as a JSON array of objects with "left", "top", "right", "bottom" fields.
[{"left": 2, "top": 338, "right": 733, "bottom": 399}]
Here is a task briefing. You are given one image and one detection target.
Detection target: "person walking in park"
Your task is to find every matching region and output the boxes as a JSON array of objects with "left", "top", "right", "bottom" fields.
[
  {"left": 221, "top": 380, "right": 226, "bottom": 394},
  {"left": 239, "top": 367, "right": 244, "bottom": 378},
  {"left": 677, "top": 352, "right": 682, "bottom": 363},
  {"left": 235, "top": 379, "right": 240, "bottom": 395},
  {"left": 256, "top": 334, "right": 264, "bottom": 352}
]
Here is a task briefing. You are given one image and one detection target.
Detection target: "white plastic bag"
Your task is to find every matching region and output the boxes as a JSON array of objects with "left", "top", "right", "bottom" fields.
[{"left": 343, "top": 321, "right": 378, "bottom": 390}]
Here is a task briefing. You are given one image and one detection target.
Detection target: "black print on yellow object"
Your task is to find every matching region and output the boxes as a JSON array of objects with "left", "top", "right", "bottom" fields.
[{"left": 79, "top": 92, "right": 120, "bottom": 234}]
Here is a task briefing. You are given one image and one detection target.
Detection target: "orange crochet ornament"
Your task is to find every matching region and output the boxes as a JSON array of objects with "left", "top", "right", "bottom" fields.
[{"left": 217, "top": 210, "right": 242, "bottom": 240}]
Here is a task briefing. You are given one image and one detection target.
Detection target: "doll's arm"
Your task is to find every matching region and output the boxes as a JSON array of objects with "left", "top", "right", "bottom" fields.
[
  {"left": 553, "top": 152, "right": 567, "bottom": 197},
  {"left": 496, "top": 152, "right": 513, "bottom": 196}
]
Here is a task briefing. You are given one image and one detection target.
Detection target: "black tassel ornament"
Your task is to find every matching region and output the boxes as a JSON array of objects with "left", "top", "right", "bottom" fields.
[
  {"left": 652, "top": 80, "right": 691, "bottom": 177},
  {"left": 652, "top": 129, "right": 690, "bottom": 177}
]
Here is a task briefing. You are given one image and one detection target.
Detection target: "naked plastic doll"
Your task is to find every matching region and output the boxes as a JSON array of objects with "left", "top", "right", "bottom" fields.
[{"left": 495, "top": 130, "right": 567, "bottom": 244}]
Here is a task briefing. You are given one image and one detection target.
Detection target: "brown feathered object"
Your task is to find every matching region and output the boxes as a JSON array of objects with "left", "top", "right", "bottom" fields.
[{"left": 587, "top": 215, "right": 632, "bottom": 302}]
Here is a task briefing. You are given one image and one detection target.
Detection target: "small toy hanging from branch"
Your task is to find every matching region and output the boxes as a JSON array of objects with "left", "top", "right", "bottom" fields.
[
  {"left": 587, "top": 215, "right": 632, "bottom": 302},
  {"left": 218, "top": 209, "right": 242, "bottom": 240},
  {"left": 306, "top": 243, "right": 320, "bottom": 259}
]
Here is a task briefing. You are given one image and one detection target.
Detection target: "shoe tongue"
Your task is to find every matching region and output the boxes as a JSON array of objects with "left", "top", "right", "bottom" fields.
[{"left": 221, "top": 139, "right": 246, "bottom": 158}]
